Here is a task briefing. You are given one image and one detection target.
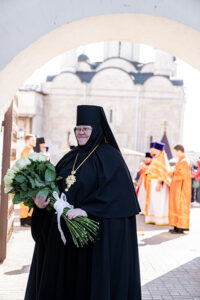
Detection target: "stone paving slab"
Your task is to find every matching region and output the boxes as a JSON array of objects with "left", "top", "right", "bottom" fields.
[{"left": 0, "top": 206, "right": 200, "bottom": 299}]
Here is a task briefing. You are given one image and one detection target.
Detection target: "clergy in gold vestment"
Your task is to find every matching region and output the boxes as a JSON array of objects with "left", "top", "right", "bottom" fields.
[
  {"left": 145, "top": 142, "right": 171, "bottom": 225},
  {"left": 169, "top": 144, "right": 191, "bottom": 234}
]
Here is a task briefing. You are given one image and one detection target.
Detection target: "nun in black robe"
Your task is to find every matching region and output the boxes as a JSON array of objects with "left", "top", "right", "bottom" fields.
[{"left": 25, "top": 105, "right": 141, "bottom": 300}]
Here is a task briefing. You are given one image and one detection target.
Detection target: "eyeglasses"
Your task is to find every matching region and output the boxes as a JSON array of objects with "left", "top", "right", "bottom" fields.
[{"left": 74, "top": 126, "right": 92, "bottom": 133}]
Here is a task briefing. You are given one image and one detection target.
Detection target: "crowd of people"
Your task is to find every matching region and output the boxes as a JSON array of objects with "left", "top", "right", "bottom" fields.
[
  {"left": 20, "top": 134, "right": 198, "bottom": 234},
  {"left": 136, "top": 142, "right": 193, "bottom": 234}
]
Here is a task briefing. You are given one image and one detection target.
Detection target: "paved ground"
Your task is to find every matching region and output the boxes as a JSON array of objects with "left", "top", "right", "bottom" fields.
[{"left": 0, "top": 205, "right": 200, "bottom": 300}]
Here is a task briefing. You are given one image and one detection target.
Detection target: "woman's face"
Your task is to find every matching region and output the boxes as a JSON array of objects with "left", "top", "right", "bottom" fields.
[{"left": 75, "top": 125, "right": 92, "bottom": 146}]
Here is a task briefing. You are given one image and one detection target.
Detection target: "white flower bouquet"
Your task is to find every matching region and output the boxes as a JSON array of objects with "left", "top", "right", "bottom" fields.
[{"left": 4, "top": 153, "right": 99, "bottom": 247}]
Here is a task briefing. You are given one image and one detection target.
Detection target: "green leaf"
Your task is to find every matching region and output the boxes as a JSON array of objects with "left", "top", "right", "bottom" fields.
[
  {"left": 35, "top": 173, "right": 45, "bottom": 183},
  {"left": 35, "top": 179, "right": 45, "bottom": 188},
  {"left": 13, "top": 193, "right": 21, "bottom": 204},
  {"left": 46, "top": 162, "right": 56, "bottom": 172},
  {"left": 27, "top": 176, "right": 35, "bottom": 188},
  {"left": 38, "top": 187, "right": 50, "bottom": 198},
  {"left": 27, "top": 189, "right": 38, "bottom": 197},
  {"left": 20, "top": 190, "right": 27, "bottom": 197},
  {"left": 50, "top": 182, "right": 56, "bottom": 189},
  {"left": 15, "top": 175, "right": 26, "bottom": 183},
  {"left": 30, "top": 171, "right": 36, "bottom": 178},
  {"left": 56, "top": 176, "right": 63, "bottom": 181},
  {"left": 38, "top": 163, "right": 46, "bottom": 171},
  {"left": 45, "top": 169, "right": 56, "bottom": 182},
  {"left": 21, "top": 183, "right": 28, "bottom": 191},
  {"left": 23, "top": 199, "right": 34, "bottom": 207}
]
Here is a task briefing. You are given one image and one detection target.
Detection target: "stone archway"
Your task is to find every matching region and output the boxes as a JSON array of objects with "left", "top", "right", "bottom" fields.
[
  {"left": 0, "top": 1, "right": 199, "bottom": 264},
  {"left": 0, "top": 12, "right": 200, "bottom": 112}
]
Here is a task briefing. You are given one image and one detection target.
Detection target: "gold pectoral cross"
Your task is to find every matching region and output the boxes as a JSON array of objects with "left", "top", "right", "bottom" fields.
[
  {"left": 65, "top": 144, "right": 99, "bottom": 192},
  {"left": 65, "top": 171, "right": 76, "bottom": 192}
]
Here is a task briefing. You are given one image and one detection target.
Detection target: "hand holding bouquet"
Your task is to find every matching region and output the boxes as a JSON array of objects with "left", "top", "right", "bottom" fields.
[{"left": 4, "top": 153, "right": 99, "bottom": 247}]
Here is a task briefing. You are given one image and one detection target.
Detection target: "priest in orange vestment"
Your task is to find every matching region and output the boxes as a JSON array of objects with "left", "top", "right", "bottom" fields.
[
  {"left": 169, "top": 144, "right": 191, "bottom": 234},
  {"left": 137, "top": 152, "right": 152, "bottom": 213},
  {"left": 19, "top": 134, "right": 36, "bottom": 226}
]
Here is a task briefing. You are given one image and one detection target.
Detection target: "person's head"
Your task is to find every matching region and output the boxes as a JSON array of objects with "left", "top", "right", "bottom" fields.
[
  {"left": 173, "top": 144, "right": 185, "bottom": 158},
  {"left": 144, "top": 152, "right": 152, "bottom": 165},
  {"left": 74, "top": 125, "right": 92, "bottom": 146},
  {"left": 25, "top": 134, "right": 36, "bottom": 148},
  {"left": 34, "top": 137, "right": 46, "bottom": 153},
  {"left": 75, "top": 105, "right": 119, "bottom": 151},
  {"left": 151, "top": 142, "right": 165, "bottom": 157}
]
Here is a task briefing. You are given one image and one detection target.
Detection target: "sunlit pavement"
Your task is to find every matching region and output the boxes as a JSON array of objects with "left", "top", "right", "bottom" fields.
[
  {"left": 0, "top": 206, "right": 200, "bottom": 300},
  {"left": 138, "top": 206, "right": 200, "bottom": 299}
]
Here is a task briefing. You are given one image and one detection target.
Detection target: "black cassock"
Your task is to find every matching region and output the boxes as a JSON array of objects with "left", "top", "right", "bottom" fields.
[{"left": 25, "top": 142, "right": 141, "bottom": 300}]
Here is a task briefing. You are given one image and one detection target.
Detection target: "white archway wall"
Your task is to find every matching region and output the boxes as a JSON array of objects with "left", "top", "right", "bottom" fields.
[
  {"left": 0, "top": 14, "right": 200, "bottom": 112},
  {"left": 1, "top": 0, "right": 200, "bottom": 71}
]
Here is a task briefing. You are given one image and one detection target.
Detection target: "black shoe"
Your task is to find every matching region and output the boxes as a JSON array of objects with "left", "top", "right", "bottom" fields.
[
  {"left": 169, "top": 229, "right": 179, "bottom": 234},
  {"left": 169, "top": 228, "right": 184, "bottom": 234},
  {"left": 169, "top": 227, "right": 178, "bottom": 233},
  {"left": 27, "top": 217, "right": 31, "bottom": 226},
  {"left": 20, "top": 218, "right": 27, "bottom": 226}
]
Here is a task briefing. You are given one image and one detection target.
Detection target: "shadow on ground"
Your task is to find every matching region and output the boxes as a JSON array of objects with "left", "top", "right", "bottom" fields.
[
  {"left": 4, "top": 265, "right": 30, "bottom": 275},
  {"left": 137, "top": 214, "right": 185, "bottom": 246}
]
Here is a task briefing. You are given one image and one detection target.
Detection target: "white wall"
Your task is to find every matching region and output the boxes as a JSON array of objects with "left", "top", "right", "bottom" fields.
[{"left": 1, "top": 0, "right": 200, "bottom": 71}]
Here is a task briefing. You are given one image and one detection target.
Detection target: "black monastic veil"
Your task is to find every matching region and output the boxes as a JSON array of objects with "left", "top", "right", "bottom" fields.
[{"left": 25, "top": 105, "right": 141, "bottom": 300}]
